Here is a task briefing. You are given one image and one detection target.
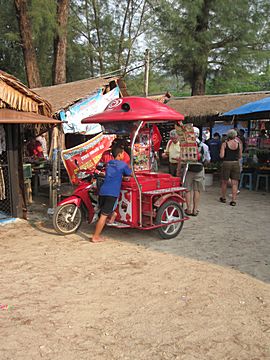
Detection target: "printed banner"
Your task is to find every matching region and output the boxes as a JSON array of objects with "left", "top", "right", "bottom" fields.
[
  {"left": 175, "top": 123, "right": 198, "bottom": 162},
  {"left": 61, "top": 133, "right": 115, "bottom": 184},
  {"left": 59, "top": 87, "right": 120, "bottom": 134}
]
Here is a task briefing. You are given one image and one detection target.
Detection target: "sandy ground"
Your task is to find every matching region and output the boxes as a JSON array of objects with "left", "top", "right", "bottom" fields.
[{"left": 0, "top": 184, "right": 270, "bottom": 359}]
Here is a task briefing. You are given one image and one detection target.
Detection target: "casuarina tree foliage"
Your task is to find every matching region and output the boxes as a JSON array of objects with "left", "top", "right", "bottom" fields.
[
  {"left": 1, "top": 0, "right": 270, "bottom": 96},
  {"left": 149, "top": 0, "right": 270, "bottom": 95}
]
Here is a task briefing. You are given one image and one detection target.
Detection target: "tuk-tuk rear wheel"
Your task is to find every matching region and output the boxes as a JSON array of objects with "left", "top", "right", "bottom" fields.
[{"left": 155, "top": 200, "right": 184, "bottom": 239}]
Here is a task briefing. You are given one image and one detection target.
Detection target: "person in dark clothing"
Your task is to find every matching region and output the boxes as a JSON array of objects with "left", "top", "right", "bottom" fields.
[
  {"left": 221, "top": 134, "right": 227, "bottom": 143},
  {"left": 91, "top": 147, "right": 132, "bottom": 242},
  {"left": 207, "top": 132, "right": 221, "bottom": 162},
  {"left": 238, "top": 129, "right": 246, "bottom": 152},
  {"left": 219, "top": 129, "right": 242, "bottom": 206}
]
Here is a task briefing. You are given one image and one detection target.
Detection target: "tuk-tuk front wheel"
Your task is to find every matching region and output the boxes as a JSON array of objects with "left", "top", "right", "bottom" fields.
[
  {"left": 53, "top": 204, "right": 82, "bottom": 235},
  {"left": 155, "top": 200, "right": 184, "bottom": 239}
]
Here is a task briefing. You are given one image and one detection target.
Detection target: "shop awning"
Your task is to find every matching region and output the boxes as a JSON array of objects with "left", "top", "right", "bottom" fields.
[
  {"left": 0, "top": 109, "right": 61, "bottom": 124},
  {"left": 221, "top": 96, "right": 270, "bottom": 120}
]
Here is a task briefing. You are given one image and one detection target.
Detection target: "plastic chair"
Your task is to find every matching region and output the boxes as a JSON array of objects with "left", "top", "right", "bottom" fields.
[
  {"left": 255, "top": 174, "right": 269, "bottom": 192},
  {"left": 239, "top": 172, "right": 253, "bottom": 191}
]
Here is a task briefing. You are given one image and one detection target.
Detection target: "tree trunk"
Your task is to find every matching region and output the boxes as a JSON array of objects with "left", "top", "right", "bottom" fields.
[
  {"left": 191, "top": 65, "right": 206, "bottom": 95},
  {"left": 117, "top": 0, "right": 131, "bottom": 70},
  {"left": 123, "top": 0, "right": 147, "bottom": 75},
  {"left": 85, "top": 0, "right": 94, "bottom": 77},
  {"left": 53, "top": 0, "right": 70, "bottom": 85},
  {"left": 14, "top": 0, "right": 41, "bottom": 88},
  {"left": 92, "top": 0, "right": 104, "bottom": 75},
  {"left": 191, "top": 0, "right": 212, "bottom": 95}
]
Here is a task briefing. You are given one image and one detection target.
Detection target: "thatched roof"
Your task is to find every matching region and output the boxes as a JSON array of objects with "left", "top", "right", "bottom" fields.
[
  {"left": 0, "top": 70, "right": 52, "bottom": 117},
  {"left": 147, "top": 92, "right": 171, "bottom": 103},
  {"left": 167, "top": 91, "right": 270, "bottom": 125},
  {"left": 33, "top": 77, "right": 123, "bottom": 113}
]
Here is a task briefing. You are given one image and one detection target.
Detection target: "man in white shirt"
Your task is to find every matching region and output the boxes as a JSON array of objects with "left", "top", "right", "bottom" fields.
[
  {"left": 162, "top": 129, "right": 180, "bottom": 176},
  {"left": 36, "top": 133, "right": 48, "bottom": 159}
]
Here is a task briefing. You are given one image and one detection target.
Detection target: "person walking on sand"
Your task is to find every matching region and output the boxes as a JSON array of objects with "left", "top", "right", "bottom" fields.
[
  {"left": 184, "top": 127, "right": 211, "bottom": 216},
  {"left": 91, "top": 147, "right": 132, "bottom": 243},
  {"left": 219, "top": 129, "right": 242, "bottom": 206}
]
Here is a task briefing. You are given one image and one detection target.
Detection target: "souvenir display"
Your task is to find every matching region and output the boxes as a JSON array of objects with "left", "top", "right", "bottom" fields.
[
  {"left": 175, "top": 123, "right": 198, "bottom": 163},
  {"left": 133, "top": 128, "right": 151, "bottom": 171}
]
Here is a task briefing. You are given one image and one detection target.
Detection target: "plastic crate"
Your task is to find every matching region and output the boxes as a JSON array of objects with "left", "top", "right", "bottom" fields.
[{"left": 23, "top": 164, "right": 32, "bottom": 179}]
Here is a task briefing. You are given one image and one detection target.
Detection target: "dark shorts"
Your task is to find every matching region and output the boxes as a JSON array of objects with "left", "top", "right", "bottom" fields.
[
  {"left": 169, "top": 163, "right": 178, "bottom": 176},
  {"left": 221, "top": 161, "right": 240, "bottom": 181},
  {"left": 99, "top": 195, "right": 118, "bottom": 216}
]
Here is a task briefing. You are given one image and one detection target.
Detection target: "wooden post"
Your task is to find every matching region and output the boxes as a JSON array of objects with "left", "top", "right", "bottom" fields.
[
  {"left": 144, "top": 49, "right": 150, "bottom": 97},
  {"left": 49, "top": 127, "right": 59, "bottom": 209},
  {"left": 7, "top": 125, "right": 25, "bottom": 218}
]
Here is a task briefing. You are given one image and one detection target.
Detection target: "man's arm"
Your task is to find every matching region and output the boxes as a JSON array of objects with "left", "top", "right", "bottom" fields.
[
  {"left": 123, "top": 164, "right": 132, "bottom": 177},
  {"left": 162, "top": 141, "right": 170, "bottom": 158},
  {"left": 203, "top": 143, "right": 211, "bottom": 163}
]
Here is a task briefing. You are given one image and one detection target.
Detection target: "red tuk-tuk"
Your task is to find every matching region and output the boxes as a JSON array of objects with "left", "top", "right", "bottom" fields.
[{"left": 81, "top": 96, "right": 188, "bottom": 239}]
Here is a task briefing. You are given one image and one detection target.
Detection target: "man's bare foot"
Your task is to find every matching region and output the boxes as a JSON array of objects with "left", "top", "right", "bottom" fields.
[{"left": 90, "top": 236, "right": 107, "bottom": 243}]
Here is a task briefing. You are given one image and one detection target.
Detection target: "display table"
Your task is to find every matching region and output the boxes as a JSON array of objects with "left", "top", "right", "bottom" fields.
[
  {"left": 241, "top": 165, "right": 270, "bottom": 191},
  {"left": 29, "top": 161, "right": 51, "bottom": 196}
]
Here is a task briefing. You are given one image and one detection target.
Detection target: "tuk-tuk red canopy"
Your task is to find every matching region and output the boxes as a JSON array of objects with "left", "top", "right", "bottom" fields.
[{"left": 82, "top": 97, "right": 184, "bottom": 123}]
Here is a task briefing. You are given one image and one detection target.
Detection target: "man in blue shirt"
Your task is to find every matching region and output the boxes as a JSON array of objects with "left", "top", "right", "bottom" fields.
[
  {"left": 91, "top": 147, "right": 132, "bottom": 242},
  {"left": 207, "top": 132, "right": 221, "bottom": 162}
]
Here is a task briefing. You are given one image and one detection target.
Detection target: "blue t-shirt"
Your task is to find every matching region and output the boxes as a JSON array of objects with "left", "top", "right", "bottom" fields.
[
  {"left": 99, "top": 160, "right": 132, "bottom": 197},
  {"left": 208, "top": 139, "right": 221, "bottom": 162}
]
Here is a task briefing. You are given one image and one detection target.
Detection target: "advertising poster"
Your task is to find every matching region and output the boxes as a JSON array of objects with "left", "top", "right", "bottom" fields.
[
  {"left": 59, "top": 87, "right": 120, "bottom": 134},
  {"left": 175, "top": 123, "right": 198, "bottom": 162},
  {"left": 61, "top": 133, "right": 115, "bottom": 184}
]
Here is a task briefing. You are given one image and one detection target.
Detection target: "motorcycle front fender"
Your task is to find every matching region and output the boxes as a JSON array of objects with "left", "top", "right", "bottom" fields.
[
  {"left": 56, "top": 195, "right": 95, "bottom": 224},
  {"left": 57, "top": 195, "right": 82, "bottom": 208}
]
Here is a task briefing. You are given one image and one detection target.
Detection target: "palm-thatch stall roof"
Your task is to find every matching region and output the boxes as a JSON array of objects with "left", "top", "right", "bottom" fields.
[
  {"left": 33, "top": 77, "right": 126, "bottom": 113},
  {"left": 0, "top": 70, "right": 52, "bottom": 117},
  {"left": 167, "top": 91, "right": 270, "bottom": 126},
  {"left": 147, "top": 92, "right": 171, "bottom": 103}
]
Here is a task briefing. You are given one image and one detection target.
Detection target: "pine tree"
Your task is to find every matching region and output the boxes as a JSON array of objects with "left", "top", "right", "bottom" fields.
[
  {"left": 53, "top": 0, "right": 70, "bottom": 84},
  {"left": 14, "top": 0, "right": 42, "bottom": 87},
  {"left": 0, "top": 0, "right": 26, "bottom": 82},
  {"left": 152, "top": 0, "right": 270, "bottom": 95}
]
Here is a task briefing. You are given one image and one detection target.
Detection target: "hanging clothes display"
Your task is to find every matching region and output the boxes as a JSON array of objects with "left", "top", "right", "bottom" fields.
[
  {"left": 0, "top": 166, "right": 6, "bottom": 201},
  {"left": 0, "top": 125, "right": 6, "bottom": 155}
]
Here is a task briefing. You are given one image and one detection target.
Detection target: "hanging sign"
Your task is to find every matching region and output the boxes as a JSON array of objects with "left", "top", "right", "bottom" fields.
[
  {"left": 175, "top": 123, "right": 198, "bottom": 162},
  {"left": 59, "top": 87, "right": 120, "bottom": 135},
  {"left": 61, "top": 133, "right": 115, "bottom": 184}
]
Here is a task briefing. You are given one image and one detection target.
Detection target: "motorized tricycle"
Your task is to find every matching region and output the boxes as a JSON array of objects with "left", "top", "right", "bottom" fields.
[{"left": 53, "top": 97, "right": 188, "bottom": 239}]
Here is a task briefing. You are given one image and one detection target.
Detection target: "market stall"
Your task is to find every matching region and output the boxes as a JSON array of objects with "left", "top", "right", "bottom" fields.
[
  {"left": 222, "top": 97, "right": 270, "bottom": 191},
  {"left": 0, "top": 70, "right": 60, "bottom": 219},
  {"left": 33, "top": 77, "right": 126, "bottom": 202}
]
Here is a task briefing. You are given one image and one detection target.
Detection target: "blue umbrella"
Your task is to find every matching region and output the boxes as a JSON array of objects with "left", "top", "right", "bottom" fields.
[{"left": 222, "top": 96, "right": 270, "bottom": 120}]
